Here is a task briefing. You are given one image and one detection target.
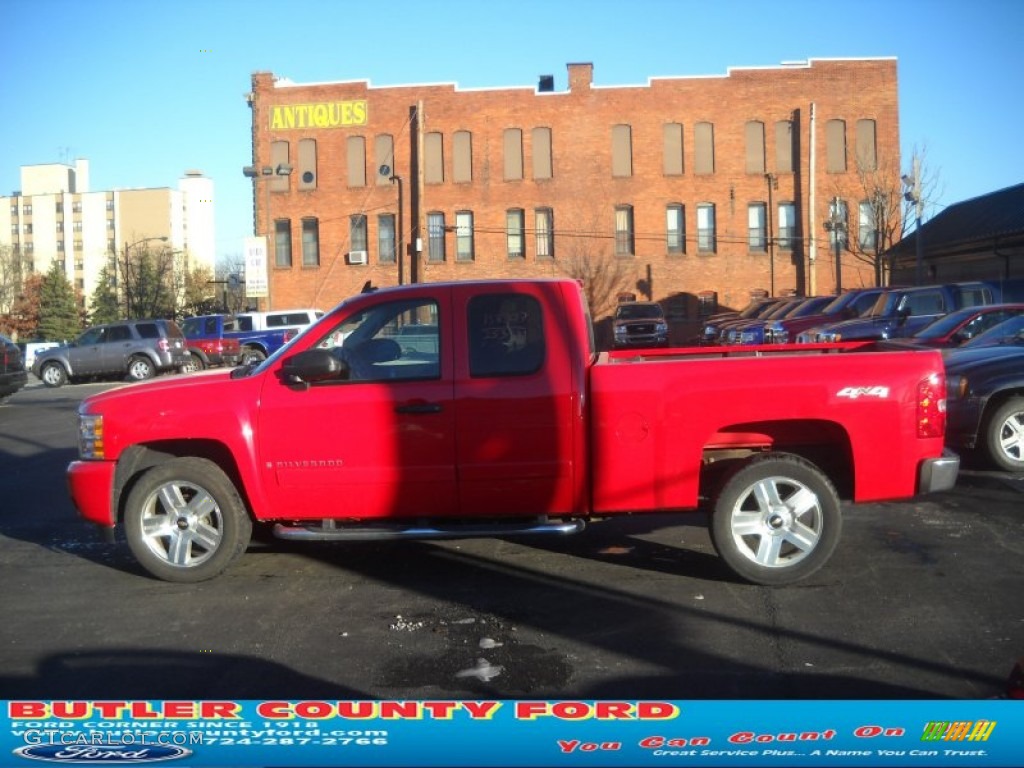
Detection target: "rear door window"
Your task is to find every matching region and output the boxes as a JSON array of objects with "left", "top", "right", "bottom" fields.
[{"left": 467, "top": 293, "right": 545, "bottom": 378}]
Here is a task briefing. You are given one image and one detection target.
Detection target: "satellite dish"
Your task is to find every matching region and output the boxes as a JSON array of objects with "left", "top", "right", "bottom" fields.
[{"left": 378, "top": 164, "right": 391, "bottom": 177}]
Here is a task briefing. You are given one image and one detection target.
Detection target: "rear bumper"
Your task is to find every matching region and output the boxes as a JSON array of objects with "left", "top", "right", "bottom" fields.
[
  {"left": 919, "top": 449, "right": 960, "bottom": 494},
  {"left": 67, "top": 460, "right": 117, "bottom": 527}
]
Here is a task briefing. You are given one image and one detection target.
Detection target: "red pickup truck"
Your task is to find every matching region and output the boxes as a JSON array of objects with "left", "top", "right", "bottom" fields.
[{"left": 68, "top": 279, "right": 958, "bottom": 586}]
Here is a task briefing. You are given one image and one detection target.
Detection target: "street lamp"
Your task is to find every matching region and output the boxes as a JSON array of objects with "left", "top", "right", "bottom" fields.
[
  {"left": 243, "top": 162, "right": 293, "bottom": 309},
  {"left": 122, "top": 236, "right": 168, "bottom": 317},
  {"left": 823, "top": 197, "right": 846, "bottom": 293},
  {"left": 378, "top": 164, "right": 404, "bottom": 285}
]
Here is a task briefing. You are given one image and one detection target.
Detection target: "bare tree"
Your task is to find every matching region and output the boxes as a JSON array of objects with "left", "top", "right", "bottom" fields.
[
  {"left": 833, "top": 145, "right": 941, "bottom": 287},
  {"left": 552, "top": 213, "right": 632, "bottom": 319},
  {"left": 116, "top": 243, "right": 177, "bottom": 318}
]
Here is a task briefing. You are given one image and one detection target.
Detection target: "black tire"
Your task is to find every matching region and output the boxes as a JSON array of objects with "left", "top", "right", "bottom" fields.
[
  {"left": 188, "top": 352, "right": 206, "bottom": 372},
  {"left": 984, "top": 398, "right": 1024, "bottom": 472},
  {"left": 126, "top": 356, "right": 155, "bottom": 381},
  {"left": 242, "top": 348, "right": 266, "bottom": 365},
  {"left": 40, "top": 361, "right": 68, "bottom": 388},
  {"left": 709, "top": 453, "right": 842, "bottom": 586},
  {"left": 123, "top": 457, "right": 252, "bottom": 582}
]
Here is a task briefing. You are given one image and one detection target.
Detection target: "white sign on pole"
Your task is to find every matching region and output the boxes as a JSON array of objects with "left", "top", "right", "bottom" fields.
[{"left": 244, "top": 236, "right": 268, "bottom": 298}]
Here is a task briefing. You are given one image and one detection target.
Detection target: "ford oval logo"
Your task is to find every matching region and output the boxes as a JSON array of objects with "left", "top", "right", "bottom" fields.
[{"left": 13, "top": 744, "right": 191, "bottom": 763}]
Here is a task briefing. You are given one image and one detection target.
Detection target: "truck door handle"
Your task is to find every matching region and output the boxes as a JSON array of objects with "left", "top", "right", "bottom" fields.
[{"left": 395, "top": 402, "right": 443, "bottom": 414}]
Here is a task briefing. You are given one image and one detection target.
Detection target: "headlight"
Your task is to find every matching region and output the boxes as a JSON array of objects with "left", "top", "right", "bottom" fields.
[
  {"left": 79, "top": 414, "right": 104, "bottom": 459},
  {"left": 656, "top": 322, "right": 668, "bottom": 333}
]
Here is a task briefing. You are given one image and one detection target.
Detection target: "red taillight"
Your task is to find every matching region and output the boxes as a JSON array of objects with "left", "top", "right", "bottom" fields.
[
  {"left": 158, "top": 338, "right": 170, "bottom": 352},
  {"left": 917, "top": 373, "right": 946, "bottom": 438}
]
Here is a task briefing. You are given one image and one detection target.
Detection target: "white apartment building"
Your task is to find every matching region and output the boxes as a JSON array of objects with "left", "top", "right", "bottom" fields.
[{"left": 0, "top": 160, "right": 215, "bottom": 307}]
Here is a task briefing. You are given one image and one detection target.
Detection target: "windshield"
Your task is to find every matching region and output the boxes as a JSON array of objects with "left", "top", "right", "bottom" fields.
[
  {"left": 615, "top": 304, "right": 663, "bottom": 320},
  {"left": 865, "top": 292, "right": 899, "bottom": 318},
  {"left": 961, "top": 315, "right": 1024, "bottom": 347},
  {"left": 914, "top": 307, "right": 979, "bottom": 340}
]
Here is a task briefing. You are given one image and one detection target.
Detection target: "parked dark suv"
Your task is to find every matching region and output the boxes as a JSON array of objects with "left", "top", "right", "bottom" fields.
[
  {"left": 612, "top": 302, "right": 670, "bottom": 349},
  {"left": 1, "top": 334, "right": 28, "bottom": 400},
  {"left": 32, "top": 320, "right": 190, "bottom": 387}
]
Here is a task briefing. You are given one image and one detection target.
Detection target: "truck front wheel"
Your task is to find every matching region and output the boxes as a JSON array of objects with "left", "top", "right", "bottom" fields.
[
  {"left": 124, "top": 457, "right": 252, "bottom": 582},
  {"left": 709, "top": 453, "right": 841, "bottom": 586}
]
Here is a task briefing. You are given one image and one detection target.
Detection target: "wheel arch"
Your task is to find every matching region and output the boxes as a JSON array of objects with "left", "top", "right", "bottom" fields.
[
  {"left": 114, "top": 441, "right": 251, "bottom": 524},
  {"left": 702, "top": 419, "right": 854, "bottom": 500}
]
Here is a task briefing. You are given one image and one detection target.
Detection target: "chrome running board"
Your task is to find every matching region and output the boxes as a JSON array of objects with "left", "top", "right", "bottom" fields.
[{"left": 273, "top": 517, "right": 586, "bottom": 541}]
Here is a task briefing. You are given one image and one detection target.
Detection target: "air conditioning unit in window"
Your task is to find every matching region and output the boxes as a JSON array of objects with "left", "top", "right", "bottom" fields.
[{"left": 347, "top": 250, "right": 368, "bottom": 265}]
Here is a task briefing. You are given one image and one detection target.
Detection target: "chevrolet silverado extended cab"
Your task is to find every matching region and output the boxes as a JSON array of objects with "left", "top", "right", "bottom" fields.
[{"left": 68, "top": 279, "right": 958, "bottom": 586}]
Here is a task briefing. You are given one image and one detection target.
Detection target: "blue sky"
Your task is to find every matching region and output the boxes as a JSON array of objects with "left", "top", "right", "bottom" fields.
[{"left": 5, "top": 0, "right": 1023, "bottom": 267}]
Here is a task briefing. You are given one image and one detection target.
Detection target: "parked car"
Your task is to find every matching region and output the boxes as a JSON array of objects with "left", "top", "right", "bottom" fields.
[
  {"left": 180, "top": 315, "right": 244, "bottom": 370},
  {"left": 612, "top": 301, "right": 669, "bottom": 349},
  {"left": 730, "top": 296, "right": 835, "bottom": 345},
  {"left": 32, "top": 319, "right": 190, "bottom": 387},
  {"left": 697, "top": 297, "right": 782, "bottom": 345},
  {"left": 1, "top": 334, "right": 28, "bottom": 400},
  {"left": 232, "top": 308, "right": 323, "bottom": 363},
  {"left": 905, "top": 304, "right": 1024, "bottom": 348},
  {"left": 765, "top": 288, "right": 885, "bottom": 344},
  {"left": 800, "top": 282, "right": 996, "bottom": 343},
  {"left": 944, "top": 323, "right": 1024, "bottom": 471}
]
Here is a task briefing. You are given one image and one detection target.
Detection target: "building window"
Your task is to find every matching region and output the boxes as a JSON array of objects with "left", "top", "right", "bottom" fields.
[
  {"left": 745, "top": 121, "right": 765, "bottom": 174},
  {"left": 375, "top": 134, "right": 395, "bottom": 185},
  {"left": 666, "top": 204, "right": 685, "bottom": 254},
  {"left": 347, "top": 136, "right": 366, "bottom": 187},
  {"left": 856, "top": 119, "right": 877, "bottom": 171},
  {"left": 535, "top": 208, "right": 554, "bottom": 259},
  {"left": 456, "top": 211, "right": 474, "bottom": 261},
  {"left": 427, "top": 212, "right": 446, "bottom": 262},
  {"left": 270, "top": 141, "right": 290, "bottom": 191},
  {"left": 663, "top": 122, "right": 684, "bottom": 176},
  {"left": 274, "top": 219, "right": 291, "bottom": 267},
  {"left": 612, "top": 124, "right": 632, "bottom": 178},
  {"left": 775, "top": 120, "right": 794, "bottom": 173},
  {"left": 826, "top": 119, "right": 847, "bottom": 172},
  {"left": 349, "top": 214, "right": 368, "bottom": 253},
  {"left": 858, "top": 200, "right": 878, "bottom": 251},
  {"left": 73, "top": 201, "right": 82, "bottom": 213},
  {"left": 697, "top": 204, "right": 716, "bottom": 252},
  {"left": 778, "top": 203, "right": 796, "bottom": 251},
  {"left": 506, "top": 209, "right": 525, "bottom": 259},
  {"left": 503, "top": 129, "right": 523, "bottom": 181},
  {"left": 748, "top": 203, "right": 767, "bottom": 251},
  {"left": 106, "top": 198, "right": 114, "bottom": 211},
  {"left": 107, "top": 219, "right": 114, "bottom": 230},
  {"left": 23, "top": 204, "right": 32, "bottom": 215},
  {"left": 694, "top": 122, "right": 715, "bottom": 175},
  {"left": 73, "top": 220, "right": 82, "bottom": 231},
  {"left": 302, "top": 218, "right": 320, "bottom": 266},
  {"left": 614, "top": 205, "right": 634, "bottom": 256},
  {"left": 828, "top": 198, "right": 849, "bottom": 248},
  {"left": 57, "top": 241, "right": 64, "bottom": 252},
  {"left": 425, "top": 132, "right": 444, "bottom": 184},
  {"left": 24, "top": 223, "right": 33, "bottom": 234},
  {"left": 532, "top": 127, "right": 552, "bottom": 179},
  {"left": 298, "top": 138, "right": 317, "bottom": 189},
  {"left": 74, "top": 239, "right": 83, "bottom": 251},
  {"left": 378, "top": 214, "right": 396, "bottom": 263},
  {"left": 453, "top": 130, "right": 472, "bottom": 183}
]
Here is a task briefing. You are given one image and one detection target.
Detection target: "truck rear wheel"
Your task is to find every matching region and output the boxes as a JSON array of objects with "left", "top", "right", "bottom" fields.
[
  {"left": 124, "top": 457, "right": 252, "bottom": 582},
  {"left": 709, "top": 453, "right": 841, "bottom": 586}
]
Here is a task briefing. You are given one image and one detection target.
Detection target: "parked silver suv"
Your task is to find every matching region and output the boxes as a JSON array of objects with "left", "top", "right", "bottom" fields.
[{"left": 32, "top": 319, "right": 190, "bottom": 387}]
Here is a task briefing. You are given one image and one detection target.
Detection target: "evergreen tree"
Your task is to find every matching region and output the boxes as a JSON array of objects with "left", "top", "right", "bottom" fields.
[
  {"left": 89, "top": 264, "right": 122, "bottom": 325},
  {"left": 37, "top": 262, "right": 82, "bottom": 342}
]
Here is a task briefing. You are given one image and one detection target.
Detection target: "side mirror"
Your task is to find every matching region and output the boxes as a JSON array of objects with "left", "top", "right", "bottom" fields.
[{"left": 280, "top": 348, "right": 348, "bottom": 384}]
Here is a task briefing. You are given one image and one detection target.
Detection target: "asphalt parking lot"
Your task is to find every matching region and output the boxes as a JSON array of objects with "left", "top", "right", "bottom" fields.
[{"left": 1, "top": 379, "right": 1022, "bottom": 700}]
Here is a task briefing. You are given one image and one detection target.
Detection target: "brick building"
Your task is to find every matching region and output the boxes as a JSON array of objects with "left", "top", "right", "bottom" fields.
[{"left": 246, "top": 58, "right": 900, "bottom": 334}]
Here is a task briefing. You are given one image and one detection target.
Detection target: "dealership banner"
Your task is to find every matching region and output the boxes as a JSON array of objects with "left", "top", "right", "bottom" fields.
[{"left": 3, "top": 700, "right": 1021, "bottom": 767}]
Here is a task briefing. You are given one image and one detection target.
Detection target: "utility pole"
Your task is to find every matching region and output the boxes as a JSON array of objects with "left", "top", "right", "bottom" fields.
[{"left": 902, "top": 156, "right": 924, "bottom": 285}]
